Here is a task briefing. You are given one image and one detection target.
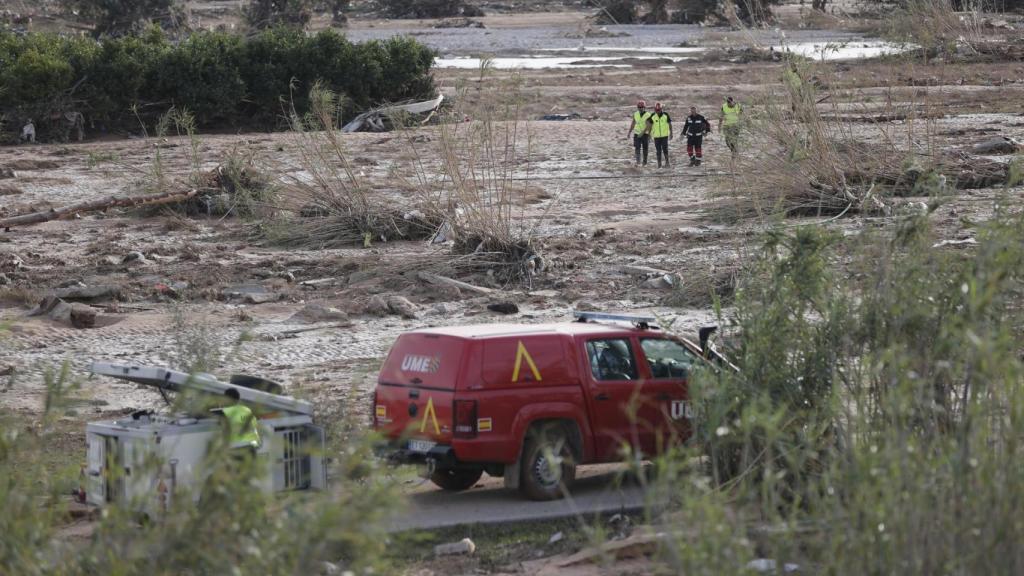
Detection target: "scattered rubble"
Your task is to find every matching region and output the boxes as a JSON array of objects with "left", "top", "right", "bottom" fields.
[
  {"left": 746, "top": 558, "right": 801, "bottom": 573},
  {"left": 28, "top": 296, "right": 99, "bottom": 329},
  {"left": 50, "top": 284, "right": 121, "bottom": 302},
  {"left": 971, "top": 136, "right": 1021, "bottom": 155},
  {"left": 487, "top": 301, "right": 519, "bottom": 314},
  {"left": 433, "top": 537, "right": 476, "bottom": 557},
  {"left": 289, "top": 303, "right": 349, "bottom": 323},
  {"left": 341, "top": 95, "right": 444, "bottom": 133}
]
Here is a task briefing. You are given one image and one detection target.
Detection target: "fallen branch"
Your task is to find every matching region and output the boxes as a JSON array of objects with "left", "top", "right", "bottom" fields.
[
  {"left": 417, "top": 271, "right": 494, "bottom": 295},
  {"left": 0, "top": 189, "right": 198, "bottom": 229}
]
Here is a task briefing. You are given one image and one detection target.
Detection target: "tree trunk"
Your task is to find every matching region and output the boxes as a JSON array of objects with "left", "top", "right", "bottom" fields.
[{"left": 0, "top": 188, "right": 197, "bottom": 230}]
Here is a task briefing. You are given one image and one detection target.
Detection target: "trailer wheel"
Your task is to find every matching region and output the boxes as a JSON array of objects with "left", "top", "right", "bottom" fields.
[
  {"left": 520, "top": 423, "right": 576, "bottom": 500},
  {"left": 430, "top": 468, "right": 483, "bottom": 491}
]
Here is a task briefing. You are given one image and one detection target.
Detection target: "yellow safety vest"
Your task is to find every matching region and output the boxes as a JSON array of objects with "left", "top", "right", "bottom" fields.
[
  {"left": 223, "top": 404, "right": 261, "bottom": 448},
  {"left": 722, "top": 103, "right": 742, "bottom": 127},
  {"left": 650, "top": 113, "right": 671, "bottom": 138},
  {"left": 633, "top": 111, "right": 652, "bottom": 135}
]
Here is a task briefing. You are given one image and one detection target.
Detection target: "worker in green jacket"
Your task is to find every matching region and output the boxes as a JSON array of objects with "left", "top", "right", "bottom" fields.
[
  {"left": 626, "top": 100, "right": 653, "bottom": 166},
  {"left": 718, "top": 96, "right": 743, "bottom": 158},
  {"left": 221, "top": 388, "right": 261, "bottom": 458},
  {"left": 649, "top": 102, "right": 673, "bottom": 168}
]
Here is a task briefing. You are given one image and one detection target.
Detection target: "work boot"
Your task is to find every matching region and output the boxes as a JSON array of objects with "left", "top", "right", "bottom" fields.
[{"left": 695, "top": 158, "right": 702, "bottom": 166}]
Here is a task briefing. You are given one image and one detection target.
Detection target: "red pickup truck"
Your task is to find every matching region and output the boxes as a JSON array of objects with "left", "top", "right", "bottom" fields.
[{"left": 372, "top": 312, "right": 718, "bottom": 500}]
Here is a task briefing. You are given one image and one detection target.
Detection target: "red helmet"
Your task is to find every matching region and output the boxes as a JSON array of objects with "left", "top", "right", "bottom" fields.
[
  {"left": 654, "top": 102, "right": 663, "bottom": 111},
  {"left": 637, "top": 100, "right": 646, "bottom": 108}
]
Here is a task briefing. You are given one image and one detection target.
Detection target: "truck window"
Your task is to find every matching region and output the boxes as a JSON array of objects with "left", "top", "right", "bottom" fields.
[
  {"left": 586, "top": 339, "right": 638, "bottom": 381},
  {"left": 640, "top": 338, "right": 697, "bottom": 379}
]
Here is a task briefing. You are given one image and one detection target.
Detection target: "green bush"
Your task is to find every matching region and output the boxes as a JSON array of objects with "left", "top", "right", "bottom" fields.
[
  {"left": 0, "top": 28, "right": 436, "bottom": 139},
  {"left": 663, "top": 206, "right": 1024, "bottom": 573},
  {"left": 61, "top": 0, "right": 188, "bottom": 37}
]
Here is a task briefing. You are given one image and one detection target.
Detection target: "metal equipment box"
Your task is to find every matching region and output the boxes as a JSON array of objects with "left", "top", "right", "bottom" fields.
[{"left": 86, "top": 363, "right": 326, "bottom": 518}]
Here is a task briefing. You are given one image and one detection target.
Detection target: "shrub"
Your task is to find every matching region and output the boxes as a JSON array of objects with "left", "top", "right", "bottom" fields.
[
  {"left": 0, "top": 29, "right": 436, "bottom": 138},
  {"left": 61, "top": 0, "right": 188, "bottom": 37},
  {"left": 381, "top": 0, "right": 481, "bottom": 18},
  {"left": 244, "top": 0, "right": 315, "bottom": 30}
]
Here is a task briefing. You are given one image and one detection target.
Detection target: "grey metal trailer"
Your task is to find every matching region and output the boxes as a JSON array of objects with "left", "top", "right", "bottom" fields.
[{"left": 86, "top": 363, "right": 326, "bottom": 518}]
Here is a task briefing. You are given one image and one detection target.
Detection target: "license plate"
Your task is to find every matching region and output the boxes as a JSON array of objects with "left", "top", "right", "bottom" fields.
[{"left": 408, "top": 439, "right": 437, "bottom": 453}]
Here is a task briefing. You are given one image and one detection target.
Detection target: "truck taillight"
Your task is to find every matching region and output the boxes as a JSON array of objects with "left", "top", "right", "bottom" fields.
[{"left": 453, "top": 400, "right": 477, "bottom": 439}]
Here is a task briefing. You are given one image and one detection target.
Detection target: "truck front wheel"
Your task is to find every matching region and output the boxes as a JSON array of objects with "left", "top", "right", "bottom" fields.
[
  {"left": 520, "top": 424, "right": 577, "bottom": 500},
  {"left": 430, "top": 468, "right": 483, "bottom": 491}
]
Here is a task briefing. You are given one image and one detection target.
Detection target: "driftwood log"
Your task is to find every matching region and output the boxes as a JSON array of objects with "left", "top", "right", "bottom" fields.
[{"left": 0, "top": 188, "right": 198, "bottom": 229}]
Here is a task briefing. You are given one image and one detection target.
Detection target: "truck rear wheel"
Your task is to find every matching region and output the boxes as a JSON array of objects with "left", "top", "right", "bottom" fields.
[
  {"left": 430, "top": 468, "right": 483, "bottom": 491},
  {"left": 520, "top": 424, "right": 576, "bottom": 500}
]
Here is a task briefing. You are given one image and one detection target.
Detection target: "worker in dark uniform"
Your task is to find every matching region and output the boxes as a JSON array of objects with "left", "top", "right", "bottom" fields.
[
  {"left": 626, "top": 100, "right": 653, "bottom": 166},
  {"left": 682, "top": 106, "right": 712, "bottom": 166},
  {"left": 649, "top": 102, "right": 673, "bottom": 168}
]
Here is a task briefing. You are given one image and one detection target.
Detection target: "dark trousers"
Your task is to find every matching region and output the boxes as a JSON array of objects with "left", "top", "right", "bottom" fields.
[
  {"left": 654, "top": 137, "right": 670, "bottom": 166},
  {"left": 633, "top": 134, "right": 649, "bottom": 165},
  {"left": 686, "top": 135, "right": 704, "bottom": 158}
]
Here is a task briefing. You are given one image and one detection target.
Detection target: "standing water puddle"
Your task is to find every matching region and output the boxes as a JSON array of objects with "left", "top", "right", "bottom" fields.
[{"left": 434, "top": 40, "right": 910, "bottom": 69}]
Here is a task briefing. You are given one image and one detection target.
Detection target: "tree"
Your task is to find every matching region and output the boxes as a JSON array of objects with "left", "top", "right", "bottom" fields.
[
  {"left": 61, "top": 0, "right": 187, "bottom": 37},
  {"left": 244, "top": 0, "right": 315, "bottom": 30}
]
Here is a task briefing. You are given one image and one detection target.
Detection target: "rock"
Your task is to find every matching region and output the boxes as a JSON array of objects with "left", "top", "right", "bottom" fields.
[
  {"left": 69, "top": 304, "right": 97, "bottom": 328},
  {"left": 0, "top": 365, "right": 14, "bottom": 377},
  {"left": 0, "top": 273, "right": 9, "bottom": 285},
  {"left": 0, "top": 167, "right": 14, "bottom": 179},
  {"left": 642, "top": 274, "right": 678, "bottom": 289},
  {"left": 528, "top": 289, "right": 559, "bottom": 299},
  {"left": 29, "top": 296, "right": 98, "bottom": 328},
  {"left": 487, "top": 301, "right": 519, "bottom": 314},
  {"left": 386, "top": 295, "right": 419, "bottom": 319},
  {"left": 548, "top": 531, "right": 564, "bottom": 544},
  {"left": 971, "top": 136, "right": 1021, "bottom": 155},
  {"left": 1, "top": 253, "right": 24, "bottom": 270},
  {"left": 365, "top": 294, "right": 390, "bottom": 316},
  {"left": 575, "top": 300, "right": 600, "bottom": 311},
  {"left": 289, "top": 303, "right": 348, "bottom": 323},
  {"left": 223, "top": 284, "right": 269, "bottom": 300},
  {"left": 347, "top": 270, "right": 376, "bottom": 285},
  {"left": 51, "top": 284, "right": 121, "bottom": 301},
  {"left": 619, "top": 264, "right": 671, "bottom": 277},
  {"left": 320, "top": 561, "right": 341, "bottom": 576},
  {"left": 427, "top": 302, "right": 459, "bottom": 316},
  {"left": 434, "top": 538, "right": 476, "bottom": 557},
  {"left": 428, "top": 282, "right": 462, "bottom": 300},
  {"left": 99, "top": 255, "right": 122, "bottom": 267},
  {"left": 122, "top": 251, "right": 150, "bottom": 265},
  {"left": 243, "top": 292, "right": 279, "bottom": 304},
  {"left": 746, "top": 558, "right": 800, "bottom": 573}
]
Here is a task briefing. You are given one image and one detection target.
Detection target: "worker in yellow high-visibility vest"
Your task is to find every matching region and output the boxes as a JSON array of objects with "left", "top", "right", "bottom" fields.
[
  {"left": 649, "top": 102, "right": 673, "bottom": 168},
  {"left": 220, "top": 388, "right": 261, "bottom": 460},
  {"left": 626, "top": 100, "right": 653, "bottom": 166},
  {"left": 718, "top": 96, "right": 742, "bottom": 158}
]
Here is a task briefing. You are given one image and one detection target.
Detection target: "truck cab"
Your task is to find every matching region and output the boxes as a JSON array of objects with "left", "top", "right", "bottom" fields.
[{"left": 373, "top": 311, "right": 713, "bottom": 500}]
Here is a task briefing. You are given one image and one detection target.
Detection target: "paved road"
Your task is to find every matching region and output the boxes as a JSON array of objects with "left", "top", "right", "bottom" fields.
[{"left": 388, "top": 464, "right": 661, "bottom": 531}]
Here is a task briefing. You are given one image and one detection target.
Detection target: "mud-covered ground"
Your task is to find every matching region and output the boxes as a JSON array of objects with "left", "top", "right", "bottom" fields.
[{"left": 2, "top": 5, "right": 1024, "bottom": 573}]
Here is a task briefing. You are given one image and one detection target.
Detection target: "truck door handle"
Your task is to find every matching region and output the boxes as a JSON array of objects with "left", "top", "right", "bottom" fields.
[{"left": 595, "top": 393, "right": 610, "bottom": 401}]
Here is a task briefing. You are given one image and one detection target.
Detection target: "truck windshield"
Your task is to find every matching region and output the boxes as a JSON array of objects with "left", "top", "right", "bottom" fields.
[{"left": 640, "top": 338, "right": 697, "bottom": 379}]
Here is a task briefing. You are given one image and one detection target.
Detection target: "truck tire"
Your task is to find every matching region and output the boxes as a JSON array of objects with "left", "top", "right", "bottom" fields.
[
  {"left": 520, "top": 423, "right": 577, "bottom": 500},
  {"left": 430, "top": 468, "right": 483, "bottom": 491}
]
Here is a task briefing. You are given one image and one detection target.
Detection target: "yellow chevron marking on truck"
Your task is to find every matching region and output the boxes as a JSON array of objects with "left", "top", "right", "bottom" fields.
[
  {"left": 419, "top": 396, "right": 440, "bottom": 435},
  {"left": 512, "top": 340, "right": 543, "bottom": 383}
]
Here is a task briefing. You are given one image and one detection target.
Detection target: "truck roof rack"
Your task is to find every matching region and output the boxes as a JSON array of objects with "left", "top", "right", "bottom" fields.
[
  {"left": 572, "top": 311, "right": 658, "bottom": 329},
  {"left": 89, "top": 362, "right": 312, "bottom": 416}
]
